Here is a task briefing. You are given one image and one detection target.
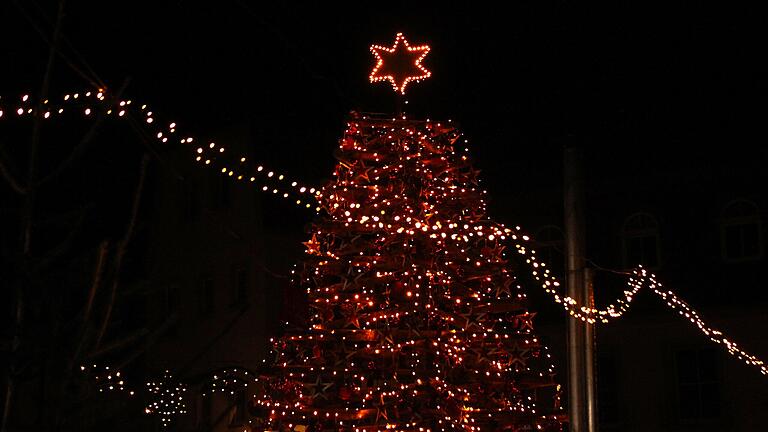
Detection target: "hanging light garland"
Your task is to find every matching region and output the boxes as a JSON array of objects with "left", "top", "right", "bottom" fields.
[
  {"left": 508, "top": 227, "right": 768, "bottom": 376},
  {"left": 202, "top": 367, "right": 260, "bottom": 397},
  {"left": 0, "top": 90, "right": 322, "bottom": 212},
  {"left": 80, "top": 364, "right": 133, "bottom": 395},
  {"left": 7, "top": 85, "right": 765, "bottom": 428},
  {"left": 6, "top": 88, "right": 765, "bottom": 381}
]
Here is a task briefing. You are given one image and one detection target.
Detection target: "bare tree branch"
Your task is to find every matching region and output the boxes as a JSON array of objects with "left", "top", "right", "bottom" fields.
[
  {"left": 37, "top": 79, "right": 131, "bottom": 188},
  {"left": 84, "top": 241, "right": 109, "bottom": 323},
  {"left": 93, "top": 153, "right": 149, "bottom": 349},
  {"left": 178, "top": 305, "right": 251, "bottom": 376},
  {"left": 0, "top": 153, "right": 26, "bottom": 194},
  {"left": 12, "top": 0, "right": 104, "bottom": 89},
  {"left": 30, "top": 208, "right": 88, "bottom": 271},
  {"left": 207, "top": 399, "right": 240, "bottom": 432},
  {"left": 124, "top": 113, "right": 185, "bottom": 181},
  {"left": 114, "top": 315, "right": 179, "bottom": 371},
  {"left": 66, "top": 241, "right": 109, "bottom": 371},
  {"left": 86, "top": 328, "right": 151, "bottom": 360},
  {"left": 2, "top": 1, "right": 65, "bottom": 430}
]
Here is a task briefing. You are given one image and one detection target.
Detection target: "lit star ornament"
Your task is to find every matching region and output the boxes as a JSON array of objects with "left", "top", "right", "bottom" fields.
[{"left": 369, "top": 32, "right": 431, "bottom": 94}]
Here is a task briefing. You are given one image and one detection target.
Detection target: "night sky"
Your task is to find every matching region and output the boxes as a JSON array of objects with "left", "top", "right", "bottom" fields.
[
  {"left": 2, "top": 3, "right": 768, "bottom": 428},
  {"left": 3, "top": 2, "right": 765, "bottom": 177},
  {"left": 2, "top": 1, "right": 766, "bottom": 257}
]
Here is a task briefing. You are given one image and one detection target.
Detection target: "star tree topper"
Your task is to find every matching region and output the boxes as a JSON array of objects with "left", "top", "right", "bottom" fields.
[{"left": 369, "top": 32, "right": 431, "bottom": 94}]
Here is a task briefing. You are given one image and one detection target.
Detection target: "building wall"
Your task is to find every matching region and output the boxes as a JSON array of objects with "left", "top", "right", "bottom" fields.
[
  {"left": 518, "top": 146, "right": 768, "bottom": 431},
  {"left": 142, "top": 123, "right": 277, "bottom": 431},
  {"left": 140, "top": 141, "right": 767, "bottom": 431}
]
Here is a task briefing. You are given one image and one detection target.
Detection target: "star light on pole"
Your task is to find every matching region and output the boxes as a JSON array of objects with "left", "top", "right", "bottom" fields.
[{"left": 369, "top": 32, "right": 431, "bottom": 95}]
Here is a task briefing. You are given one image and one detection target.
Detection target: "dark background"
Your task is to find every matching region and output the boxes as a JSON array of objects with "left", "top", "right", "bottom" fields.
[
  {"left": 2, "top": 0, "right": 767, "bottom": 353},
  {"left": 2, "top": 0, "right": 767, "bottom": 345},
  {"left": 3, "top": 1, "right": 765, "bottom": 209},
  {"left": 2, "top": 2, "right": 768, "bottom": 431}
]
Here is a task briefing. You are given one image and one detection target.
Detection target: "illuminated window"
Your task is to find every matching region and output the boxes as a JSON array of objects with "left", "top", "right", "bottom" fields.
[
  {"left": 721, "top": 200, "right": 763, "bottom": 262},
  {"left": 675, "top": 348, "right": 720, "bottom": 421},
  {"left": 622, "top": 213, "right": 660, "bottom": 268},
  {"left": 534, "top": 225, "right": 565, "bottom": 273}
]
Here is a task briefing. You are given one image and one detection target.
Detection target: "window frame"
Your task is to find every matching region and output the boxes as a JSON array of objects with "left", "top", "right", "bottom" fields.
[
  {"left": 534, "top": 225, "right": 566, "bottom": 273},
  {"left": 199, "top": 277, "right": 215, "bottom": 318},
  {"left": 597, "top": 350, "right": 622, "bottom": 429},
  {"left": 621, "top": 212, "right": 662, "bottom": 270},
  {"left": 673, "top": 347, "right": 722, "bottom": 423},
  {"left": 231, "top": 266, "right": 250, "bottom": 308},
  {"left": 227, "top": 388, "right": 248, "bottom": 427},
  {"left": 720, "top": 199, "right": 763, "bottom": 263}
]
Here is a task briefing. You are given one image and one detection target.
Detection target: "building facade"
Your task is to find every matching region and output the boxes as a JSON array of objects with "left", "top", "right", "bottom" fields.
[{"left": 508, "top": 146, "right": 768, "bottom": 432}]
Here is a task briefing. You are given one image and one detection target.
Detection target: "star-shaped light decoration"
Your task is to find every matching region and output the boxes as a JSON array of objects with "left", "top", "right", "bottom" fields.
[
  {"left": 514, "top": 312, "right": 537, "bottom": 332},
  {"left": 302, "top": 233, "right": 321, "bottom": 256},
  {"left": 507, "top": 342, "right": 531, "bottom": 369},
  {"left": 460, "top": 311, "right": 487, "bottom": 331},
  {"left": 369, "top": 32, "right": 431, "bottom": 94},
  {"left": 305, "top": 374, "right": 334, "bottom": 400},
  {"left": 145, "top": 371, "right": 188, "bottom": 428}
]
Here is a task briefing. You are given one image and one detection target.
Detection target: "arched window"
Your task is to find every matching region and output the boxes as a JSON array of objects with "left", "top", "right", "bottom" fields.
[
  {"left": 622, "top": 213, "right": 661, "bottom": 268},
  {"left": 534, "top": 225, "right": 565, "bottom": 273},
  {"left": 721, "top": 200, "right": 762, "bottom": 262}
]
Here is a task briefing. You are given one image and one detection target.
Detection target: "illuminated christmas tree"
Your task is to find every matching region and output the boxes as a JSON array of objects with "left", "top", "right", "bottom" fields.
[{"left": 253, "top": 33, "right": 565, "bottom": 431}]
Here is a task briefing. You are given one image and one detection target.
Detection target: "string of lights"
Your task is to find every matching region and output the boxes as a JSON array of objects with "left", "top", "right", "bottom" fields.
[
  {"left": 509, "top": 229, "right": 768, "bottom": 376},
  {"left": 202, "top": 367, "right": 259, "bottom": 397},
  {"left": 0, "top": 90, "right": 322, "bottom": 212},
  {"left": 78, "top": 366, "right": 190, "bottom": 427},
  {"left": 6, "top": 83, "right": 764, "bottom": 431},
  {"left": 80, "top": 364, "right": 133, "bottom": 395},
  {"left": 79, "top": 226, "right": 767, "bottom": 429},
  {"left": 26, "top": 29, "right": 759, "bottom": 431}
]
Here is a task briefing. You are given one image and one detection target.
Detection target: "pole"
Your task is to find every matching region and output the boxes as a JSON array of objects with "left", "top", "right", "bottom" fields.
[
  {"left": 584, "top": 268, "right": 598, "bottom": 432},
  {"left": 564, "top": 145, "right": 597, "bottom": 432}
]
